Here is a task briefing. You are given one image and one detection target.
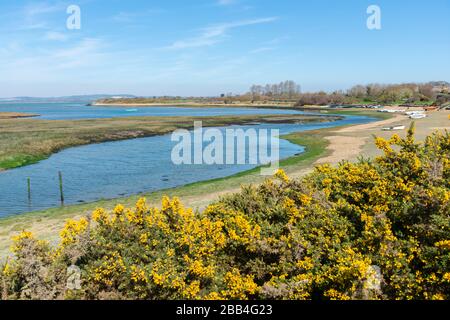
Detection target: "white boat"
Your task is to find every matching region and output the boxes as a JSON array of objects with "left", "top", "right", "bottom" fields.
[
  {"left": 382, "top": 125, "right": 406, "bottom": 131},
  {"left": 410, "top": 114, "right": 427, "bottom": 119},
  {"left": 378, "top": 109, "right": 406, "bottom": 113},
  {"left": 405, "top": 111, "right": 425, "bottom": 116},
  {"left": 125, "top": 109, "right": 138, "bottom": 112}
]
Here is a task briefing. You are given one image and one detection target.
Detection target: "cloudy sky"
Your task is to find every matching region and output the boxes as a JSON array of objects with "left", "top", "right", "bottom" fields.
[{"left": 0, "top": 0, "right": 449, "bottom": 97}]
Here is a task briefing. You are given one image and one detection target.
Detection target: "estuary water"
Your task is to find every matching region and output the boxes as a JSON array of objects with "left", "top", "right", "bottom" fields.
[
  {"left": 0, "top": 103, "right": 376, "bottom": 217},
  {"left": 0, "top": 102, "right": 302, "bottom": 120}
]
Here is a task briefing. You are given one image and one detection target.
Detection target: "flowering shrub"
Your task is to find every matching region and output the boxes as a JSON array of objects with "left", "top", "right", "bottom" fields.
[{"left": 1, "top": 127, "right": 449, "bottom": 300}]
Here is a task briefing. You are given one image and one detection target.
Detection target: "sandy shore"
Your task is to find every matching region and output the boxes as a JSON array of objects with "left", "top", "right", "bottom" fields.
[
  {"left": 337, "top": 114, "right": 404, "bottom": 133},
  {"left": 319, "top": 111, "right": 449, "bottom": 164},
  {"left": 315, "top": 115, "right": 405, "bottom": 164}
]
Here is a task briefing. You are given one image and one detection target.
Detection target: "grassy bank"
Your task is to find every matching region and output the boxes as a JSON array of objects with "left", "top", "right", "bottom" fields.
[
  {"left": 321, "top": 109, "right": 393, "bottom": 119},
  {"left": 0, "top": 114, "right": 339, "bottom": 171}
]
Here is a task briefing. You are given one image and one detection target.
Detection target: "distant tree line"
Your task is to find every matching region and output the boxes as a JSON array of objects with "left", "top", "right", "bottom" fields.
[
  {"left": 94, "top": 81, "right": 449, "bottom": 107},
  {"left": 249, "top": 81, "right": 302, "bottom": 100},
  {"left": 295, "top": 82, "right": 450, "bottom": 106}
]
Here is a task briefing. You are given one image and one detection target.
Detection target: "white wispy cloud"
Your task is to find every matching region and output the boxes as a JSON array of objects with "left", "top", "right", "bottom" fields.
[
  {"left": 250, "top": 47, "right": 275, "bottom": 54},
  {"left": 166, "top": 17, "right": 278, "bottom": 50},
  {"left": 111, "top": 9, "right": 164, "bottom": 23},
  {"left": 21, "top": 2, "right": 62, "bottom": 30},
  {"left": 264, "top": 35, "right": 291, "bottom": 45},
  {"left": 217, "top": 0, "right": 237, "bottom": 5},
  {"left": 52, "top": 38, "right": 104, "bottom": 68},
  {"left": 45, "top": 31, "right": 68, "bottom": 41},
  {"left": 1, "top": 38, "right": 106, "bottom": 79},
  {"left": 216, "top": 0, "right": 253, "bottom": 12},
  {"left": 0, "top": 41, "right": 22, "bottom": 56},
  {"left": 24, "top": 2, "right": 61, "bottom": 17}
]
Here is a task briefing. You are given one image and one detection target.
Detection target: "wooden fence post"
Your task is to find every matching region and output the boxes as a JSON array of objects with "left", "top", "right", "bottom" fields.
[
  {"left": 27, "top": 178, "right": 31, "bottom": 203},
  {"left": 59, "top": 171, "right": 64, "bottom": 206}
]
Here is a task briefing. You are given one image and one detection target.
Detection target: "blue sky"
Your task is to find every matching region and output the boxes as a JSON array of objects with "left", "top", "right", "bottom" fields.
[{"left": 0, "top": 0, "right": 449, "bottom": 97}]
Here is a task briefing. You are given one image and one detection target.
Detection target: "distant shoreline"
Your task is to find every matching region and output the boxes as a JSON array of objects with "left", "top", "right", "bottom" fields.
[
  {"left": 90, "top": 101, "right": 422, "bottom": 111},
  {"left": 91, "top": 102, "right": 295, "bottom": 108}
]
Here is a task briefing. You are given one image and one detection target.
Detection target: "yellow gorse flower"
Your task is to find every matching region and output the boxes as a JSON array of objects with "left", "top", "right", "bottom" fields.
[
  {"left": 60, "top": 218, "right": 88, "bottom": 246},
  {"left": 4, "top": 129, "right": 449, "bottom": 300}
]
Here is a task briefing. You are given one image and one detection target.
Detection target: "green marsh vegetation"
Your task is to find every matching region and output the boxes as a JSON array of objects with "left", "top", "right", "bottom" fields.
[{"left": 0, "top": 114, "right": 339, "bottom": 171}]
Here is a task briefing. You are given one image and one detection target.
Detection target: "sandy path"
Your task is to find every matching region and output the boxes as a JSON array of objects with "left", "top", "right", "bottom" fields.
[
  {"left": 314, "top": 114, "right": 409, "bottom": 164},
  {"left": 315, "top": 136, "right": 368, "bottom": 164},
  {"left": 321, "top": 111, "right": 450, "bottom": 165},
  {"left": 337, "top": 114, "right": 404, "bottom": 133}
]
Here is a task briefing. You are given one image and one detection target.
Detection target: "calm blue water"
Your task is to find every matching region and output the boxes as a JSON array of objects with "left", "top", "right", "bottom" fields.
[
  {"left": 0, "top": 102, "right": 302, "bottom": 120},
  {"left": 0, "top": 102, "right": 376, "bottom": 217}
]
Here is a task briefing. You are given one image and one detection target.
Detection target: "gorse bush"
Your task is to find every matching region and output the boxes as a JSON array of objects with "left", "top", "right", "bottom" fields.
[{"left": 1, "top": 127, "right": 449, "bottom": 300}]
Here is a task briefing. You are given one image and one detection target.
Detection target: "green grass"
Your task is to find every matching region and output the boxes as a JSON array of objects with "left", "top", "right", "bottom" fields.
[
  {"left": 323, "top": 109, "right": 393, "bottom": 120},
  {"left": 281, "top": 131, "right": 330, "bottom": 166},
  {"left": 0, "top": 154, "right": 46, "bottom": 170}
]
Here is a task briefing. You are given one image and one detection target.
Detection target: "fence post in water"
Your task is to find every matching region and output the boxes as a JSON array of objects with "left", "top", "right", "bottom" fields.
[
  {"left": 59, "top": 171, "right": 64, "bottom": 206},
  {"left": 27, "top": 178, "right": 31, "bottom": 203}
]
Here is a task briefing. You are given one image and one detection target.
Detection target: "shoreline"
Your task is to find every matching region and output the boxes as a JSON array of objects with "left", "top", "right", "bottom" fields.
[
  {"left": 91, "top": 102, "right": 421, "bottom": 111},
  {"left": 91, "top": 102, "right": 296, "bottom": 108}
]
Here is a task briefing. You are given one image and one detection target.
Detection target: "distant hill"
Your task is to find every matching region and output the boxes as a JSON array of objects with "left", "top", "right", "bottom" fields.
[{"left": 0, "top": 94, "right": 136, "bottom": 103}]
